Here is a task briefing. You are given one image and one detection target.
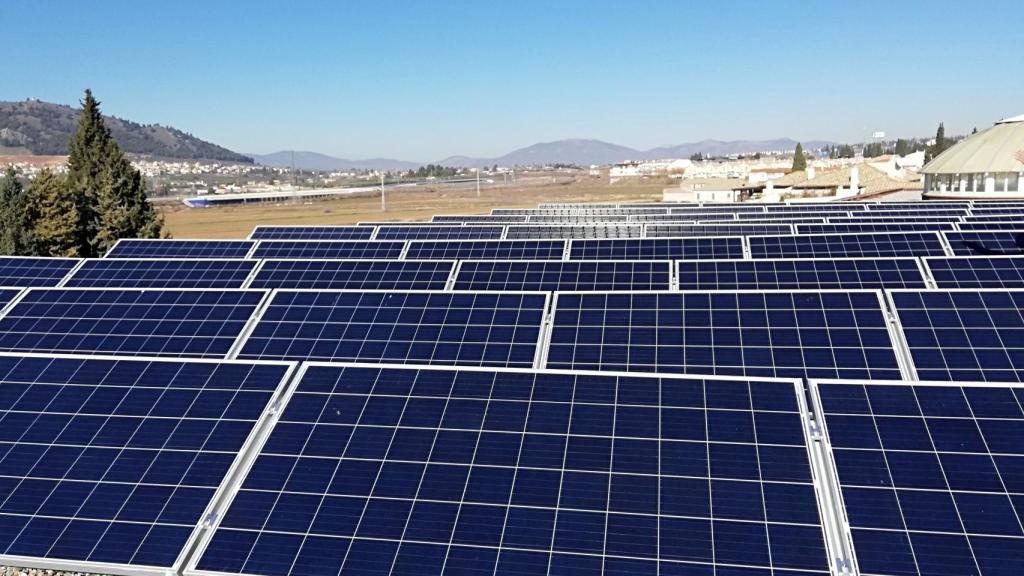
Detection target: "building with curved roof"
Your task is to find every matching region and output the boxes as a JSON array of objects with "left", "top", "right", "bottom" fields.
[{"left": 922, "top": 113, "right": 1024, "bottom": 198}]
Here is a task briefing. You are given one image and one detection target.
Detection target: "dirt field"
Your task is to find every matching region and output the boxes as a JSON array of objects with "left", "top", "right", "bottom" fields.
[{"left": 160, "top": 177, "right": 668, "bottom": 239}]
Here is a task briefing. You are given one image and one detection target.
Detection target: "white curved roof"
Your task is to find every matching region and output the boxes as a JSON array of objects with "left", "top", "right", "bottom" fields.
[{"left": 923, "top": 115, "right": 1024, "bottom": 174}]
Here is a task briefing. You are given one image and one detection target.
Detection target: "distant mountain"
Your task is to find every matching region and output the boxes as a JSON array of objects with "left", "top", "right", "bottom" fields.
[
  {"left": 249, "top": 150, "right": 420, "bottom": 171},
  {"left": 646, "top": 138, "right": 835, "bottom": 159},
  {"left": 0, "top": 99, "right": 251, "bottom": 163}
]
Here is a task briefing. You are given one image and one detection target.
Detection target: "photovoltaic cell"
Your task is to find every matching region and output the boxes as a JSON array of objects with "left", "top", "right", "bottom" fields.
[
  {"left": 105, "top": 240, "right": 255, "bottom": 259},
  {"left": 493, "top": 208, "right": 667, "bottom": 216},
  {"left": 944, "top": 231, "right": 1024, "bottom": 256},
  {"left": 957, "top": 222, "right": 1024, "bottom": 231},
  {"left": 454, "top": 261, "right": 672, "bottom": 291},
  {"left": 504, "top": 225, "right": 643, "bottom": 239},
  {"left": 859, "top": 209, "right": 968, "bottom": 218},
  {"left": 864, "top": 202, "right": 970, "bottom": 210},
  {"left": 738, "top": 211, "right": 852, "bottom": 220},
  {"left": 677, "top": 258, "right": 927, "bottom": 290},
  {"left": 795, "top": 223, "right": 957, "bottom": 234},
  {"left": 815, "top": 379, "right": 1024, "bottom": 576},
  {"left": 236, "top": 291, "right": 547, "bottom": 367},
  {"left": 634, "top": 213, "right": 733, "bottom": 222},
  {"left": 0, "top": 289, "right": 267, "bottom": 358},
  {"left": 924, "top": 256, "right": 1024, "bottom": 288},
  {"left": 0, "top": 258, "right": 79, "bottom": 288},
  {"left": 192, "top": 364, "right": 831, "bottom": 576},
  {"left": 0, "top": 354, "right": 293, "bottom": 574},
  {"left": 828, "top": 216, "right": 963, "bottom": 224},
  {"left": 527, "top": 215, "right": 633, "bottom": 223},
  {"left": 63, "top": 259, "right": 258, "bottom": 289},
  {"left": 374, "top": 226, "right": 505, "bottom": 240},
  {"left": 749, "top": 233, "right": 947, "bottom": 259},
  {"left": 249, "top": 226, "right": 374, "bottom": 240},
  {"left": 0, "top": 289, "right": 22, "bottom": 309},
  {"left": 249, "top": 260, "right": 454, "bottom": 290},
  {"left": 404, "top": 240, "right": 566, "bottom": 260},
  {"left": 547, "top": 291, "right": 903, "bottom": 380},
  {"left": 251, "top": 241, "right": 405, "bottom": 260},
  {"left": 890, "top": 289, "right": 1024, "bottom": 382},
  {"left": 765, "top": 204, "right": 868, "bottom": 212},
  {"left": 646, "top": 224, "right": 793, "bottom": 237},
  {"left": 569, "top": 238, "right": 744, "bottom": 260},
  {"left": 432, "top": 215, "right": 528, "bottom": 223}
]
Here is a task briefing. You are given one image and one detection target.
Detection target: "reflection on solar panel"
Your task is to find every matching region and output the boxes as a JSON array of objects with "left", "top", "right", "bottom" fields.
[
  {"left": 750, "top": 232, "right": 947, "bottom": 259},
  {"left": 547, "top": 291, "right": 903, "bottom": 379},
  {"left": 192, "top": 363, "right": 831, "bottom": 576},
  {"left": 0, "top": 354, "right": 294, "bottom": 574},
  {"left": 814, "top": 379, "right": 1024, "bottom": 576},
  {"left": 432, "top": 215, "right": 528, "bottom": 223},
  {"left": 569, "top": 238, "right": 744, "bottom": 260},
  {"left": 64, "top": 259, "right": 258, "bottom": 288},
  {"left": 0, "top": 288, "right": 21, "bottom": 309},
  {"left": 646, "top": 224, "right": 793, "bottom": 237},
  {"left": 677, "top": 258, "right": 927, "bottom": 290},
  {"left": 634, "top": 213, "right": 733, "bottom": 221},
  {"left": 828, "top": 216, "right": 963, "bottom": 223},
  {"left": 105, "top": 240, "right": 255, "bottom": 259},
  {"left": 405, "top": 240, "right": 566, "bottom": 260},
  {"left": 527, "top": 214, "right": 633, "bottom": 223},
  {"left": 249, "top": 226, "right": 374, "bottom": 240},
  {"left": 738, "top": 211, "right": 852, "bottom": 220},
  {"left": 858, "top": 209, "right": 968, "bottom": 218},
  {"left": 454, "top": 261, "right": 672, "bottom": 291},
  {"left": 795, "top": 223, "right": 957, "bottom": 234},
  {"left": 0, "top": 257, "right": 79, "bottom": 287},
  {"left": 374, "top": 225, "right": 505, "bottom": 240},
  {"left": 251, "top": 241, "right": 406, "bottom": 260},
  {"left": 924, "top": 256, "right": 1024, "bottom": 288},
  {"left": 249, "top": 260, "right": 454, "bottom": 290},
  {"left": 890, "top": 289, "right": 1024, "bottom": 382},
  {"left": 0, "top": 289, "right": 267, "bottom": 358},
  {"left": 944, "top": 231, "right": 1024, "bottom": 256},
  {"left": 504, "top": 225, "right": 643, "bottom": 239},
  {"left": 539, "top": 202, "right": 621, "bottom": 208},
  {"left": 957, "top": 222, "right": 1024, "bottom": 231},
  {"left": 764, "top": 205, "right": 867, "bottom": 212},
  {"left": 237, "top": 291, "right": 547, "bottom": 367}
]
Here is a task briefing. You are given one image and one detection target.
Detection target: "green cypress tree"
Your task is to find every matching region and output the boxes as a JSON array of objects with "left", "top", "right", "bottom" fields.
[
  {"left": 28, "top": 168, "right": 80, "bottom": 257},
  {"left": 0, "top": 166, "right": 35, "bottom": 255},
  {"left": 791, "top": 142, "right": 807, "bottom": 172}
]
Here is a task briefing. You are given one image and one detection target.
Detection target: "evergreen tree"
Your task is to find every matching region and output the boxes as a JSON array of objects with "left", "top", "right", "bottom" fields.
[
  {"left": 28, "top": 169, "right": 80, "bottom": 257},
  {"left": 895, "top": 139, "right": 910, "bottom": 156},
  {"left": 791, "top": 143, "right": 807, "bottom": 172},
  {"left": 0, "top": 167, "right": 35, "bottom": 255}
]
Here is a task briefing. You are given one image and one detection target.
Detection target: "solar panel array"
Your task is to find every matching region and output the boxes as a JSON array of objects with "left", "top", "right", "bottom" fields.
[
  {"left": 454, "top": 260, "right": 672, "bottom": 291},
  {"left": 65, "top": 259, "right": 258, "bottom": 288},
  {"left": 0, "top": 257, "right": 79, "bottom": 287},
  {"left": 677, "top": 258, "right": 928, "bottom": 290},
  {"left": 250, "top": 260, "right": 455, "bottom": 290}
]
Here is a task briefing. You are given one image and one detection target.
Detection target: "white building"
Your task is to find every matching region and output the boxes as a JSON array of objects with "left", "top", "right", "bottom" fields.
[{"left": 922, "top": 114, "right": 1024, "bottom": 197}]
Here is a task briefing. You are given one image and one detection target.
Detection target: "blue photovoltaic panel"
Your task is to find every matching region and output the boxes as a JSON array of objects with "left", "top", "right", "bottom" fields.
[
  {"left": 703, "top": 218, "right": 825, "bottom": 225},
  {"left": 634, "top": 213, "right": 733, "bottom": 222},
  {"left": 454, "top": 261, "right": 672, "bottom": 291},
  {"left": 794, "top": 222, "right": 957, "bottom": 234},
  {"left": 670, "top": 205, "right": 767, "bottom": 214},
  {"left": 539, "top": 202, "right": 621, "bottom": 208},
  {"left": 764, "top": 205, "right": 866, "bottom": 212},
  {"left": 0, "top": 289, "right": 21, "bottom": 309},
  {"left": 0, "top": 258, "right": 79, "bottom": 288},
  {"left": 969, "top": 208, "right": 1024, "bottom": 216},
  {"left": 890, "top": 289, "right": 1024, "bottom": 382},
  {"left": 963, "top": 215, "right": 1024, "bottom": 223},
  {"left": 569, "top": 237, "right": 744, "bottom": 260},
  {"left": 249, "top": 260, "right": 454, "bottom": 290},
  {"left": 0, "top": 289, "right": 267, "bottom": 358},
  {"left": 957, "top": 222, "right": 1024, "bottom": 231},
  {"left": 750, "top": 232, "right": 947, "bottom": 259},
  {"left": 0, "top": 354, "right": 293, "bottom": 574},
  {"left": 432, "top": 215, "right": 527, "bottom": 223},
  {"left": 249, "top": 226, "right": 374, "bottom": 240},
  {"left": 374, "top": 226, "right": 505, "bottom": 240},
  {"left": 547, "top": 291, "right": 903, "bottom": 379},
  {"left": 857, "top": 209, "right": 968, "bottom": 218},
  {"left": 237, "top": 291, "right": 547, "bottom": 367},
  {"left": 924, "top": 256, "right": 1024, "bottom": 288},
  {"left": 63, "top": 259, "right": 258, "bottom": 289},
  {"left": 105, "top": 240, "right": 255, "bottom": 259},
  {"left": 494, "top": 208, "right": 667, "bottom": 216},
  {"left": 815, "top": 380, "right": 1024, "bottom": 576},
  {"left": 828, "top": 216, "right": 963, "bottom": 223},
  {"left": 251, "top": 241, "right": 405, "bottom": 260},
  {"left": 194, "top": 364, "right": 831, "bottom": 576},
  {"left": 677, "top": 258, "right": 927, "bottom": 290},
  {"left": 738, "top": 211, "right": 852, "bottom": 220},
  {"left": 944, "top": 231, "right": 1024, "bottom": 256},
  {"left": 358, "top": 222, "right": 453, "bottom": 226},
  {"left": 528, "top": 215, "right": 633, "bottom": 223},
  {"left": 646, "top": 224, "right": 793, "bottom": 237},
  {"left": 864, "top": 202, "right": 970, "bottom": 210},
  {"left": 504, "top": 225, "right": 643, "bottom": 239},
  {"left": 405, "top": 240, "right": 566, "bottom": 260}
]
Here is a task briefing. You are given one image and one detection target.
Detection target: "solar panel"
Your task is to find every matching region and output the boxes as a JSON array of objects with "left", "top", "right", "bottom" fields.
[
  {"left": 963, "top": 215, "right": 1024, "bottom": 223},
  {"left": 700, "top": 218, "right": 826, "bottom": 225},
  {"left": 538, "top": 202, "right": 622, "bottom": 208},
  {"left": 504, "top": 224, "right": 643, "bottom": 239},
  {"left": 646, "top": 224, "right": 793, "bottom": 237},
  {"left": 190, "top": 363, "right": 832, "bottom": 576},
  {"left": 494, "top": 208, "right": 668, "bottom": 216},
  {"left": 404, "top": 240, "right": 566, "bottom": 260},
  {"left": 105, "top": 240, "right": 255, "bottom": 259},
  {"left": 0, "top": 288, "right": 22, "bottom": 309},
  {"left": 236, "top": 290, "right": 548, "bottom": 367},
  {"left": 864, "top": 202, "right": 971, "bottom": 210},
  {"left": 547, "top": 290, "right": 903, "bottom": 379},
  {"left": 749, "top": 232, "right": 947, "bottom": 259},
  {"left": 63, "top": 259, "right": 258, "bottom": 289},
  {"left": 432, "top": 215, "right": 528, "bottom": 223},
  {"left": 358, "top": 221, "right": 455, "bottom": 226},
  {"left": 0, "top": 353, "right": 294, "bottom": 575},
  {"left": 827, "top": 216, "right": 963, "bottom": 223},
  {"left": 528, "top": 214, "right": 633, "bottom": 223},
  {"left": 0, "top": 289, "right": 268, "bottom": 358},
  {"left": 738, "top": 211, "right": 852, "bottom": 220},
  {"left": 764, "top": 204, "right": 866, "bottom": 212},
  {"left": 0, "top": 257, "right": 79, "bottom": 287},
  {"left": 248, "top": 226, "right": 374, "bottom": 240},
  {"left": 924, "top": 256, "right": 1024, "bottom": 288},
  {"left": 677, "top": 258, "right": 928, "bottom": 290},
  {"left": 889, "top": 289, "right": 1024, "bottom": 382},
  {"left": 251, "top": 240, "right": 406, "bottom": 260},
  {"left": 249, "top": 260, "right": 454, "bottom": 290},
  {"left": 944, "top": 231, "right": 1024, "bottom": 256},
  {"left": 569, "top": 238, "right": 744, "bottom": 260},
  {"left": 669, "top": 206, "right": 767, "bottom": 214},
  {"left": 374, "top": 225, "right": 505, "bottom": 240},
  {"left": 857, "top": 209, "right": 969, "bottom": 217},
  {"left": 634, "top": 213, "right": 733, "bottom": 222},
  {"left": 813, "top": 379, "right": 1024, "bottom": 576},
  {"left": 969, "top": 208, "right": 1024, "bottom": 216},
  {"left": 795, "top": 222, "right": 957, "bottom": 234},
  {"left": 454, "top": 261, "right": 672, "bottom": 291},
  {"left": 957, "top": 222, "right": 1024, "bottom": 231}
]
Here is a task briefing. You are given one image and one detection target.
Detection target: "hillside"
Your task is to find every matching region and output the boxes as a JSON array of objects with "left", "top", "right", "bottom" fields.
[
  {"left": 0, "top": 99, "right": 252, "bottom": 163},
  {"left": 249, "top": 151, "right": 419, "bottom": 171}
]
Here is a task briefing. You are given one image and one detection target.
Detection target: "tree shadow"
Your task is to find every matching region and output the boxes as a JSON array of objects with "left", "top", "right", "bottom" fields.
[{"left": 959, "top": 232, "right": 1024, "bottom": 255}]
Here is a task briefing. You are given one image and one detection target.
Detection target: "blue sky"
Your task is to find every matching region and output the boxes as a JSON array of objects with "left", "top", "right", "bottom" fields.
[{"left": 5, "top": 0, "right": 1022, "bottom": 161}]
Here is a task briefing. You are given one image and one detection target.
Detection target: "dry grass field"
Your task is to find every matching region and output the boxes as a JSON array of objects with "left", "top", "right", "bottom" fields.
[{"left": 160, "top": 177, "right": 668, "bottom": 239}]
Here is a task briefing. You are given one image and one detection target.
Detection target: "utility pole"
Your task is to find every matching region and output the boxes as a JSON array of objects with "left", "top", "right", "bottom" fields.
[
  {"left": 380, "top": 172, "right": 386, "bottom": 211},
  {"left": 476, "top": 168, "right": 481, "bottom": 198}
]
